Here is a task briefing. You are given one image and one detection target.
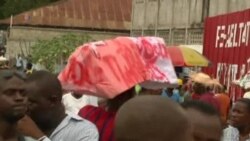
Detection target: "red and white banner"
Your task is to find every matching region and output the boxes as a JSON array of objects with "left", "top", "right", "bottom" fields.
[
  {"left": 59, "top": 37, "right": 178, "bottom": 98},
  {"left": 203, "top": 9, "right": 250, "bottom": 101}
]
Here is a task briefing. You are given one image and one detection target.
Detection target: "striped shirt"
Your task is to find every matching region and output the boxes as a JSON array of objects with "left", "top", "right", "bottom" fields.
[
  {"left": 79, "top": 105, "right": 116, "bottom": 141},
  {"left": 25, "top": 114, "right": 99, "bottom": 141}
]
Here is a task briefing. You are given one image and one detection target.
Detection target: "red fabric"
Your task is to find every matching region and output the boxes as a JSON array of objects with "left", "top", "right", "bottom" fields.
[
  {"left": 192, "top": 93, "right": 201, "bottom": 100},
  {"left": 199, "top": 93, "right": 220, "bottom": 112},
  {"left": 203, "top": 9, "right": 250, "bottom": 101},
  {"left": 78, "top": 105, "right": 116, "bottom": 141},
  {"left": 58, "top": 37, "right": 178, "bottom": 98}
]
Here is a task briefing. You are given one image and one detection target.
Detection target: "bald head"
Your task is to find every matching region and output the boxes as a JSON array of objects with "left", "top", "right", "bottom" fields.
[{"left": 115, "top": 96, "right": 193, "bottom": 141}]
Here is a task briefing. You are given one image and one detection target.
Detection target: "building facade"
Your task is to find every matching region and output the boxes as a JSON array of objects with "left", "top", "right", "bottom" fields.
[
  {"left": 0, "top": 0, "right": 132, "bottom": 57},
  {"left": 131, "top": 0, "right": 250, "bottom": 45}
]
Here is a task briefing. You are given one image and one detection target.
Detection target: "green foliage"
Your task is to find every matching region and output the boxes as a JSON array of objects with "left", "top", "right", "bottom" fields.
[
  {"left": 31, "top": 33, "right": 92, "bottom": 72},
  {"left": 0, "top": 0, "right": 59, "bottom": 19}
]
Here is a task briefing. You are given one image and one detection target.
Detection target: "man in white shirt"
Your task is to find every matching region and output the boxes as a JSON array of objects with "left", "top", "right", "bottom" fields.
[
  {"left": 16, "top": 54, "right": 23, "bottom": 70},
  {"left": 62, "top": 92, "right": 98, "bottom": 115}
]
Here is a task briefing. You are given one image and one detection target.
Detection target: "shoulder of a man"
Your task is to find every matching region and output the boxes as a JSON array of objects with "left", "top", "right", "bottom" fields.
[
  {"left": 222, "top": 126, "right": 238, "bottom": 141},
  {"left": 67, "top": 114, "right": 99, "bottom": 140}
]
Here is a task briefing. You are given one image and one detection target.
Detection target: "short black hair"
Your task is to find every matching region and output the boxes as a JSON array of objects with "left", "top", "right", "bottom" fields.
[
  {"left": 181, "top": 100, "right": 219, "bottom": 116},
  {"left": 0, "top": 70, "right": 26, "bottom": 91},
  {"left": 26, "top": 62, "right": 33, "bottom": 70},
  {"left": 223, "top": 85, "right": 227, "bottom": 91},
  {"left": 237, "top": 98, "right": 250, "bottom": 112},
  {"left": 27, "top": 70, "right": 62, "bottom": 100},
  {"left": 0, "top": 69, "right": 26, "bottom": 81}
]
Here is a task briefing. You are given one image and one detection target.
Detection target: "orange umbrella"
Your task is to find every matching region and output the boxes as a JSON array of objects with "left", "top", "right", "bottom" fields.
[{"left": 166, "top": 46, "right": 211, "bottom": 67}]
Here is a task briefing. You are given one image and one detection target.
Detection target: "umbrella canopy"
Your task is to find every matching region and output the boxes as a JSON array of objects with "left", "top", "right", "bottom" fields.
[
  {"left": 59, "top": 37, "right": 178, "bottom": 99},
  {"left": 166, "top": 46, "right": 211, "bottom": 67}
]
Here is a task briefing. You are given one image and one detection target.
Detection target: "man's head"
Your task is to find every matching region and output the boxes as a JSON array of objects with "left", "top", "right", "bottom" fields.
[
  {"left": 182, "top": 100, "right": 222, "bottom": 141},
  {"left": 26, "top": 62, "right": 32, "bottom": 70},
  {"left": 26, "top": 71, "right": 63, "bottom": 130},
  {"left": 166, "top": 88, "right": 174, "bottom": 95},
  {"left": 0, "top": 69, "right": 27, "bottom": 123},
  {"left": 192, "top": 82, "right": 207, "bottom": 95},
  {"left": 71, "top": 92, "right": 83, "bottom": 99},
  {"left": 229, "top": 98, "right": 250, "bottom": 129},
  {"left": 115, "top": 96, "right": 193, "bottom": 141}
]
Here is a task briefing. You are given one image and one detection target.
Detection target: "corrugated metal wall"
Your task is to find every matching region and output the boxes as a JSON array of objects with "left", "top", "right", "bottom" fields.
[{"left": 0, "top": 0, "right": 132, "bottom": 30}]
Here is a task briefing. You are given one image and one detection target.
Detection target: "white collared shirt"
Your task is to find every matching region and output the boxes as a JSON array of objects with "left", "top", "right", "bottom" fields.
[
  {"left": 25, "top": 114, "right": 99, "bottom": 141},
  {"left": 222, "top": 126, "right": 250, "bottom": 141}
]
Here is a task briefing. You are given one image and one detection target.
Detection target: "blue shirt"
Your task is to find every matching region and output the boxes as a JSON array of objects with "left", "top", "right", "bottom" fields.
[{"left": 162, "top": 89, "right": 180, "bottom": 103}]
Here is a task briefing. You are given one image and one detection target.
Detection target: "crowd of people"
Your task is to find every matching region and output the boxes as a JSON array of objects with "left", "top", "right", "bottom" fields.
[{"left": 0, "top": 67, "right": 249, "bottom": 141}]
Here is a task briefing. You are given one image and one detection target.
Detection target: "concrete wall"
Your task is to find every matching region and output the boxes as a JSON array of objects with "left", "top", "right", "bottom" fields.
[
  {"left": 132, "top": 0, "right": 205, "bottom": 30},
  {"left": 131, "top": 0, "right": 205, "bottom": 45},
  {"left": 132, "top": 0, "right": 250, "bottom": 30},
  {"left": 131, "top": 0, "right": 250, "bottom": 45},
  {"left": 209, "top": 0, "right": 250, "bottom": 17},
  {"left": 6, "top": 26, "right": 129, "bottom": 58}
]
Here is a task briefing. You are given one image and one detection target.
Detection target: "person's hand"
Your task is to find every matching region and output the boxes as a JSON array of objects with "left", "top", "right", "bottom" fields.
[{"left": 17, "top": 115, "right": 45, "bottom": 139}]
